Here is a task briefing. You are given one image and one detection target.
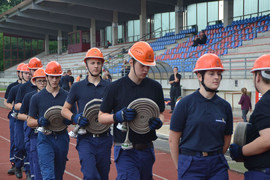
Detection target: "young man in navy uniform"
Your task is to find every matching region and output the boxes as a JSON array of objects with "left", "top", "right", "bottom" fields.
[
  {"left": 4, "top": 63, "right": 24, "bottom": 175},
  {"left": 230, "top": 54, "right": 270, "bottom": 179},
  {"left": 18, "top": 68, "right": 47, "bottom": 180},
  {"left": 98, "top": 41, "right": 165, "bottom": 180},
  {"left": 14, "top": 57, "right": 43, "bottom": 179},
  {"left": 169, "top": 53, "right": 233, "bottom": 180},
  {"left": 8, "top": 64, "right": 31, "bottom": 179},
  {"left": 28, "top": 61, "right": 74, "bottom": 180},
  {"left": 61, "top": 47, "right": 112, "bottom": 180}
]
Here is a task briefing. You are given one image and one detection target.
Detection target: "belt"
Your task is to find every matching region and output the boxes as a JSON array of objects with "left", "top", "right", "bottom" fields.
[
  {"left": 87, "top": 131, "right": 110, "bottom": 138},
  {"left": 251, "top": 168, "right": 270, "bottom": 174},
  {"left": 51, "top": 129, "right": 67, "bottom": 135},
  {"left": 179, "top": 149, "right": 222, "bottom": 157},
  {"left": 133, "top": 142, "right": 153, "bottom": 150},
  {"left": 114, "top": 142, "right": 154, "bottom": 150}
]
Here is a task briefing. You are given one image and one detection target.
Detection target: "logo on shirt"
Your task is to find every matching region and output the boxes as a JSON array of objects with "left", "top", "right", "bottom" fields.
[{"left": 215, "top": 118, "right": 226, "bottom": 124}]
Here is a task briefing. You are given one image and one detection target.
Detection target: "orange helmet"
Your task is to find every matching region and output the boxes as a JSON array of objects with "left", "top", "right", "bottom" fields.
[
  {"left": 193, "top": 53, "right": 224, "bottom": 73},
  {"left": 45, "top": 61, "right": 63, "bottom": 76},
  {"left": 84, "top": 48, "right": 104, "bottom": 64},
  {"left": 31, "top": 68, "right": 46, "bottom": 84},
  {"left": 251, "top": 54, "right": 270, "bottom": 72},
  {"left": 17, "top": 63, "right": 25, "bottom": 71},
  {"left": 20, "top": 64, "right": 30, "bottom": 72},
  {"left": 128, "top": 41, "right": 155, "bottom": 66},
  {"left": 28, "top": 57, "right": 43, "bottom": 69}
]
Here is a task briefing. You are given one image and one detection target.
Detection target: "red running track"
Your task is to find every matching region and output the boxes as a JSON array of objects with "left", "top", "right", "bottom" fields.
[{"left": 0, "top": 106, "right": 244, "bottom": 180}]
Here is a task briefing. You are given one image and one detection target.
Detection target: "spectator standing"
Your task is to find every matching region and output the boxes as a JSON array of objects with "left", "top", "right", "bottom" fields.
[
  {"left": 61, "top": 69, "right": 73, "bottom": 91},
  {"left": 230, "top": 54, "right": 270, "bottom": 179},
  {"left": 103, "top": 70, "right": 112, "bottom": 82},
  {"left": 169, "top": 67, "right": 181, "bottom": 113},
  {"left": 238, "top": 87, "right": 252, "bottom": 122},
  {"left": 169, "top": 54, "right": 233, "bottom": 180}
]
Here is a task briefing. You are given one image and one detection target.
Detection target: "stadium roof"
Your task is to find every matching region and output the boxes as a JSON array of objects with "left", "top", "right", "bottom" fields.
[{"left": 0, "top": 0, "right": 218, "bottom": 40}]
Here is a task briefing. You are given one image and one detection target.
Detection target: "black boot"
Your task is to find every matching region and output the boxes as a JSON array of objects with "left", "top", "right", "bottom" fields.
[
  {"left": 7, "top": 163, "right": 15, "bottom": 175},
  {"left": 15, "top": 167, "right": 22, "bottom": 179}
]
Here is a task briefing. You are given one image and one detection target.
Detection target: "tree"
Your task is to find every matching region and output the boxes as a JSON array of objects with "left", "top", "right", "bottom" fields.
[{"left": 0, "top": 0, "right": 22, "bottom": 71}]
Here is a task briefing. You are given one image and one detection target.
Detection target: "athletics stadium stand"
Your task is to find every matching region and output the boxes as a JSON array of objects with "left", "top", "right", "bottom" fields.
[
  {"left": 154, "top": 15, "right": 270, "bottom": 75},
  {"left": 1, "top": 15, "right": 270, "bottom": 85}
]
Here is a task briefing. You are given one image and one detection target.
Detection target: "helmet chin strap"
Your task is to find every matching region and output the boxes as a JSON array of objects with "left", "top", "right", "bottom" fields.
[
  {"left": 86, "top": 65, "right": 101, "bottom": 77},
  {"left": 200, "top": 71, "right": 219, "bottom": 93},
  {"left": 17, "top": 72, "right": 22, "bottom": 81},
  {"left": 22, "top": 72, "right": 28, "bottom": 83},
  {"left": 46, "top": 75, "right": 53, "bottom": 88}
]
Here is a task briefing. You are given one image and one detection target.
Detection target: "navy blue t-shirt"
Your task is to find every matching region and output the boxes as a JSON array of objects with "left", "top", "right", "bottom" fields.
[
  {"left": 170, "top": 90, "right": 233, "bottom": 152},
  {"left": 66, "top": 77, "right": 109, "bottom": 113},
  {"left": 20, "top": 90, "right": 37, "bottom": 115},
  {"left": 61, "top": 75, "right": 72, "bottom": 91},
  {"left": 29, "top": 88, "right": 76, "bottom": 119},
  {"left": 7, "top": 84, "right": 22, "bottom": 112},
  {"left": 244, "top": 90, "right": 270, "bottom": 170},
  {"left": 5, "top": 80, "right": 19, "bottom": 99},
  {"left": 15, "top": 81, "right": 37, "bottom": 104},
  {"left": 100, "top": 76, "right": 165, "bottom": 144},
  {"left": 169, "top": 73, "right": 181, "bottom": 87},
  {"left": 7, "top": 84, "right": 22, "bottom": 104}
]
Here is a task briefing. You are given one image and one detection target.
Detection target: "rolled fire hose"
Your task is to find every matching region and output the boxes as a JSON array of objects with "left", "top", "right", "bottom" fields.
[
  {"left": 69, "top": 99, "right": 110, "bottom": 137},
  {"left": 233, "top": 122, "right": 251, "bottom": 147},
  {"left": 44, "top": 106, "right": 66, "bottom": 132},
  {"left": 121, "top": 98, "right": 160, "bottom": 150}
]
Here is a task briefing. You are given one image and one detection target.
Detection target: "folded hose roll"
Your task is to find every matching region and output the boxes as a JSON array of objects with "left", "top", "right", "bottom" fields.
[
  {"left": 127, "top": 98, "right": 160, "bottom": 134},
  {"left": 233, "top": 122, "right": 251, "bottom": 146},
  {"left": 44, "top": 106, "right": 66, "bottom": 132},
  {"left": 83, "top": 99, "right": 111, "bottom": 134}
]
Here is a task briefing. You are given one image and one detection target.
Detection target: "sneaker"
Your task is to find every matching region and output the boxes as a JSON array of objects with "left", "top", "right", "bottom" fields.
[
  {"left": 15, "top": 167, "right": 22, "bottom": 179},
  {"left": 7, "top": 164, "right": 15, "bottom": 175}
]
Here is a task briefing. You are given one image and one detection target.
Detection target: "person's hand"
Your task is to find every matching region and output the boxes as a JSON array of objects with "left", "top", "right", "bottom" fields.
[
  {"left": 72, "top": 113, "right": 89, "bottom": 127},
  {"left": 149, "top": 117, "right": 163, "bottom": 130},
  {"left": 113, "top": 107, "right": 137, "bottom": 123},
  {"left": 229, "top": 144, "right": 244, "bottom": 162},
  {"left": 38, "top": 117, "right": 49, "bottom": 127},
  {"left": 63, "top": 119, "right": 72, "bottom": 125}
]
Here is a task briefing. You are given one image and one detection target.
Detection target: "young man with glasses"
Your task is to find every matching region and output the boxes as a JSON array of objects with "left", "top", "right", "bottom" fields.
[{"left": 18, "top": 68, "right": 47, "bottom": 180}]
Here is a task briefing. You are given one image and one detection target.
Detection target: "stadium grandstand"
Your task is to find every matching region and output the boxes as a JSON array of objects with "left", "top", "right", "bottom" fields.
[{"left": 0, "top": 0, "right": 270, "bottom": 109}]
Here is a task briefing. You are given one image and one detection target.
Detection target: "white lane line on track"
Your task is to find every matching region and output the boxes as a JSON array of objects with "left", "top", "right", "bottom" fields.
[
  {"left": 1, "top": 115, "right": 168, "bottom": 180},
  {"left": 64, "top": 170, "right": 82, "bottom": 180},
  {"left": 0, "top": 135, "right": 10, "bottom": 142},
  {"left": 69, "top": 142, "right": 76, "bottom": 146},
  {"left": 155, "top": 152, "right": 167, "bottom": 155},
  {"left": 153, "top": 173, "right": 168, "bottom": 180},
  {"left": 0, "top": 116, "right": 9, "bottom": 121}
]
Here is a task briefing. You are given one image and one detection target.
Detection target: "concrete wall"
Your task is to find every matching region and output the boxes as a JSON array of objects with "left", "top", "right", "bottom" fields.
[{"left": 162, "top": 78, "right": 255, "bottom": 110}]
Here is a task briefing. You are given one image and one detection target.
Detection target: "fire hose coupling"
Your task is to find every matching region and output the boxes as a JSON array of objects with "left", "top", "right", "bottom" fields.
[{"left": 11, "top": 111, "right": 18, "bottom": 118}]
